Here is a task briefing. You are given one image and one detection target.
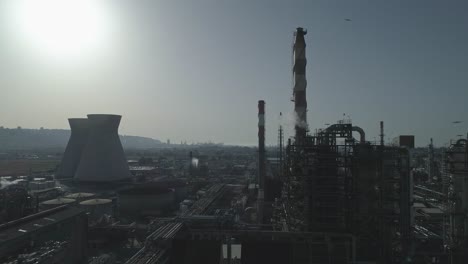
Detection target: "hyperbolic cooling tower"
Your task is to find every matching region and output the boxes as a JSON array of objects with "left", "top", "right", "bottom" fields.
[
  {"left": 74, "top": 114, "right": 131, "bottom": 182},
  {"left": 56, "top": 118, "right": 89, "bottom": 179}
]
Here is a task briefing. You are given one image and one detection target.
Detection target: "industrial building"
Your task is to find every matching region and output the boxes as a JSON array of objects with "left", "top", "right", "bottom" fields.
[
  {"left": 0, "top": 205, "right": 88, "bottom": 264},
  {"left": 442, "top": 138, "right": 468, "bottom": 262},
  {"left": 118, "top": 185, "right": 175, "bottom": 218},
  {"left": 1, "top": 25, "right": 466, "bottom": 264}
]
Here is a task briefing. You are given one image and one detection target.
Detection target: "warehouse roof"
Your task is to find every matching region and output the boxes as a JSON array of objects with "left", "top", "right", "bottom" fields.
[{"left": 0, "top": 206, "right": 85, "bottom": 243}]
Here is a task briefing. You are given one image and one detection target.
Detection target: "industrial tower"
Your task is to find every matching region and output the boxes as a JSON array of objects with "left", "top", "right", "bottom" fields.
[
  {"left": 56, "top": 118, "right": 89, "bottom": 179},
  {"left": 292, "top": 27, "right": 308, "bottom": 142}
]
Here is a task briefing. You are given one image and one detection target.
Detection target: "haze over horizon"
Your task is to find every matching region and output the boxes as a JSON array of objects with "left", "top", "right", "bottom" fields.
[{"left": 1, "top": 0, "right": 467, "bottom": 147}]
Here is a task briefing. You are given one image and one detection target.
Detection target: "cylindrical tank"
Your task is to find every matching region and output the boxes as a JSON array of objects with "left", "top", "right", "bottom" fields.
[
  {"left": 56, "top": 118, "right": 89, "bottom": 179},
  {"left": 45, "top": 181, "right": 55, "bottom": 188},
  {"left": 158, "top": 180, "right": 188, "bottom": 202},
  {"left": 118, "top": 185, "right": 174, "bottom": 217},
  {"left": 29, "top": 181, "right": 49, "bottom": 191},
  {"left": 173, "top": 185, "right": 188, "bottom": 203},
  {"left": 37, "top": 182, "right": 47, "bottom": 190},
  {"left": 40, "top": 198, "right": 76, "bottom": 210},
  {"left": 79, "top": 199, "right": 113, "bottom": 222},
  {"left": 29, "top": 182, "right": 39, "bottom": 191},
  {"left": 64, "top": 192, "right": 95, "bottom": 202},
  {"left": 16, "top": 179, "right": 28, "bottom": 188},
  {"left": 75, "top": 114, "right": 131, "bottom": 182}
]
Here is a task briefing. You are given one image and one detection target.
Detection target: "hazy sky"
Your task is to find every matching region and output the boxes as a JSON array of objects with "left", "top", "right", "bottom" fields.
[{"left": 0, "top": 0, "right": 467, "bottom": 146}]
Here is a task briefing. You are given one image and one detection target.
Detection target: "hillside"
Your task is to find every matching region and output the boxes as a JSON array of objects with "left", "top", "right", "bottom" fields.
[{"left": 0, "top": 127, "right": 163, "bottom": 150}]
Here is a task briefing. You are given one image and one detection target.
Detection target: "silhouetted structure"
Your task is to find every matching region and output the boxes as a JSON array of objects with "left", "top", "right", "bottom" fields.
[
  {"left": 443, "top": 138, "right": 468, "bottom": 261},
  {"left": 292, "top": 27, "right": 308, "bottom": 143},
  {"left": 75, "top": 114, "right": 131, "bottom": 182},
  {"left": 257, "top": 100, "right": 265, "bottom": 224},
  {"left": 56, "top": 118, "right": 89, "bottom": 179}
]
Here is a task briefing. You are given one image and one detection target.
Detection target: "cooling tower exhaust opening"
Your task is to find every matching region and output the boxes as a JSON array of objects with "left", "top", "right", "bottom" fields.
[
  {"left": 74, "top": 114, "right": 131, "bottom": 182},
  {"left": 56, "top": 118, "right": 89, "bottom": 179}
]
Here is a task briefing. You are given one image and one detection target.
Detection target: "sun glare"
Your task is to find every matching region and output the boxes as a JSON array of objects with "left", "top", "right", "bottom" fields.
[{"left": 7, "top": 0, "right": 113, "bottom": 61}]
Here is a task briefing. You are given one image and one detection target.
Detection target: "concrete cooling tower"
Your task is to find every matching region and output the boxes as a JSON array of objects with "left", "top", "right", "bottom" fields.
[
  {"left": 74, "top": 114, "right": 131, "bottom": 182},
  {"left": 56, "top": 118, "right": 89, "bottom": 179}
]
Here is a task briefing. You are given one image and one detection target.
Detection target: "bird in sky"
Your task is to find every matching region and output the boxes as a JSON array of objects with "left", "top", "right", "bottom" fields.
[
  {"left": 345, "top": 19, "right": 352, "bottom": 21},
  {"left": 453, "top": 121, "right": 462, "bottom": 124}
]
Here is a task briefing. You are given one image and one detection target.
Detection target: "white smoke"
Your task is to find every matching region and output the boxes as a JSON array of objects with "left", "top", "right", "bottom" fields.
[
  {"left": 282, "top": 111, "right": 308, "bottom": 136},
  {"left": 0, "top": 178, "right": 21, "bottom": 189},
  {"left": 191, "top": 158, "right": 199, "bottom": 168},
  {"left": 295, "top": 113, "right": 308, "bottom": 130}
]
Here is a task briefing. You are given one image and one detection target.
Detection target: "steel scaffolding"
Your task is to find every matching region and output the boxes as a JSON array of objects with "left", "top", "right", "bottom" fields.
[{"left": 275, "top": 122, "right": 412, "bottom": 263}]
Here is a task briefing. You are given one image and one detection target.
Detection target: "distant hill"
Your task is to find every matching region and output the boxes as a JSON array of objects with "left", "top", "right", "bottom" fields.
[{"left": 0, "top": 127, "right": 163, "bottom": 150}]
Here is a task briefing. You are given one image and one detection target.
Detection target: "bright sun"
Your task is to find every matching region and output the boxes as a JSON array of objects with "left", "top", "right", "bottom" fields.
[{"left": 7, "top": 0, "right": 113, "bottom": 61}]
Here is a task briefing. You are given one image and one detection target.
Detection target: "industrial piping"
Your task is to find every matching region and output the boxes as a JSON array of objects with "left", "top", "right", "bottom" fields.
[
  {"left": 351, "top": 126, "right": 366, "bottom": 143},
  {"left": 325, "top": 124, "right": 366, "bottom": 143},
  {"left": 56, "top": 118, "right": 89, "bottom": 179},
  {"left": 293, "top": 27, "right": 308, "bottom": 143},
  {"left": 257, "top": 100, "right": 265, "bottom": 224}
]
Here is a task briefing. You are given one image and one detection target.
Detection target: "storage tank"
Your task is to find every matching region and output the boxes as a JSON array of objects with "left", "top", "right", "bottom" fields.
[
  {"left": 79, "top": 199, "right": 113, "bottom": 222},
  {"left": 40, "top": 198, "right": 76, "bottom": 210},
  {"left": 118, "top": 185, "right": 174, "bottom": 217},
  {"left": 156, "top": 180, "right": 188, "bottom": 202},
  {"left": 75, "top": 114, "right": 131, "bottom": 182},
  {"left": 29, "top": 182, "right": 39, "bottom": 191},
  {"left": 56, "top": 118, "right": 89, "bottom": 179},
  {"left": 29, "top": 181, "right": 48, "bottom": 191},
  {"left": 37, "top": 182, "right": 47, "bottom": 190},
  {"left": 46, "top": 181, "right": 55, "bottom": 188},
  {"left": 179, "top": 199, "right": 194, "bottom": 213},
  {"left": 16, "top": 179, "right": 28, "bottom": 188},
  {"left": 64, "top": 192, "right": 95, "bottom": 202}
]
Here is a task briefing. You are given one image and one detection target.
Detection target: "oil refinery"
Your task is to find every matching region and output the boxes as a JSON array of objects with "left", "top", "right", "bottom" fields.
[{"left": 0, "top": 27, "right": 467, "bottom": 264}]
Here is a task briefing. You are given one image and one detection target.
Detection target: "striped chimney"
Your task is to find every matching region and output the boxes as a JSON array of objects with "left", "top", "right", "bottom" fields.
[{"left": 293, "top": 27, "right": 308, "bottom": 142}]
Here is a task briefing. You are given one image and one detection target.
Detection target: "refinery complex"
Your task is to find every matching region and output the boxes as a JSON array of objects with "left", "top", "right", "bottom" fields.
[{"left": 0, "top": 27, "right": 467, "bottom": 264}]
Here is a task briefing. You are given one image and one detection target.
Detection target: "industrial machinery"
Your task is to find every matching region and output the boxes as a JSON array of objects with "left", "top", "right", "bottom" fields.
[
  {"left": 270, "top": 27, "right": 413, "bottom": 263},
  {"left": 443, "top": 138, "right": 468, "bottom": 262}
]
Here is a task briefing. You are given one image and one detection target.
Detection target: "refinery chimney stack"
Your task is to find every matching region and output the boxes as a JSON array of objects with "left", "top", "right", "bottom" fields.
[
  {"left": 75, "top": 114, "right": 131, "bottom": 182},
  {"left": 293, "top": 27, "right": 308, "bottom": 142},
  {"left": 56, "top": 118, "right": 89, "bottom": 179},
  {"left": 257, "top": 100, "right": 266, "bottom": 224}
]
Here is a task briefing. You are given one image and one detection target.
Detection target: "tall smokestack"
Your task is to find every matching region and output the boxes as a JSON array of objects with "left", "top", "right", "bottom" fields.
[
  {"left": 75, "top": 114, "right": 131, "bottom": 182},
  {"left": 293, "top": 27, "right": 308, "bottom": 142},
  {"left": 428, "top": 138, "right": 434, "bottom": 183},
  {"left": 380, "top": 121, "right": 384, "bottom": 146},
  {"left": 257, "top": 100, "right": 265, "bottom": 224},
  {"left": 189, "top": 151, "right": 193, "bottom": 177},
  {"left": 56, "top": 118, "right": 89, "bottom": 179}
]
